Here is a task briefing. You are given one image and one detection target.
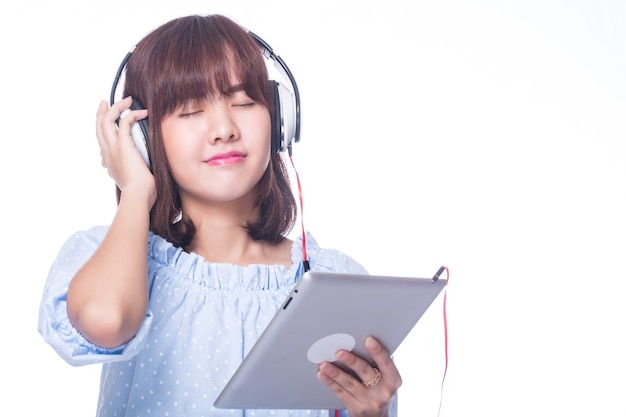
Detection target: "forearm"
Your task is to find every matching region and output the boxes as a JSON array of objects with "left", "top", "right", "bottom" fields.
[{"left": 67, "top": 191, "right": 152, "bottom": 348}]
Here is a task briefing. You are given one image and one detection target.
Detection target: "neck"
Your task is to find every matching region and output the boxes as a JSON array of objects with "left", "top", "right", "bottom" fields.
[
  {"left": 183, "top": 199, "right": 254, "bottom": 257},
  {"left": 179, "top": 195, "right": 292, "bottom": 267},
  {"left": 188, "top": 225, "right": 291, "bottom": 267}
]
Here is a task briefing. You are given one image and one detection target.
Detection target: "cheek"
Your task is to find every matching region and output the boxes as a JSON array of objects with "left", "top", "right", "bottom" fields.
[
  {"left": 160, "top": 118, "right": 176, "bottom": 157},
  {"left": 160, "top": 121, "right": 193, "bottom": 177},
  {"left": 256, "top": 111, "right": 273, "bottom": 155}
]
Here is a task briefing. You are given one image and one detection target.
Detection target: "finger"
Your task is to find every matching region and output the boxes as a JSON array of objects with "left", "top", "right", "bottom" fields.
[
  {"left": 317, "top": 361, "right": 387, "bottom": 416},
  {"left": 115, "top": 100, "right": 149, "bottom": 151},
  {"left": 334, "top": 348, "right": 382, "bottom": 392},
  {"left": 96, "top": 97, "right": 141, "bottom": 173},
  {"left": 95, "top": 100, "right": 110, "bottom": 151},
  {"left": 363, "top": 336, "right": 402, "bottom": 390},
  {"left": 101, "top": 96, "right": 134, "bottom": 142},
  {"left": 96, "top": 97, "right": 131, "bottom": 151},
  {"left": 119, "top": 100, "right": 149, "bottom": 125},
  {"left": 316, "top": 361, "right": 358, "bottom": 400},
  {"left": 364, "top": 336, "right": 399, "bottom": 378},
  {"left": 332, "top": 337, "right": 401, "bottom": 393}
]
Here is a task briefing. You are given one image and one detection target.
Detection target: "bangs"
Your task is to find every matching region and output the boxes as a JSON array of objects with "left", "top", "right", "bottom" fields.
[{"left": 127, "top": 15, "right": 271, "bottom": 117}]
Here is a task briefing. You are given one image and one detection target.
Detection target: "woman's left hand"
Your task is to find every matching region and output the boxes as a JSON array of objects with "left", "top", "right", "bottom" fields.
[{"left": 317, "top": 336, "right": 401, "bottom": 417}]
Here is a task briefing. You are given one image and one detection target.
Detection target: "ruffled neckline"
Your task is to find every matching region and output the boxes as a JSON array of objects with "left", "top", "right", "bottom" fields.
[{"left": 146, "top": 232, "right": 318, "bottom": 290}]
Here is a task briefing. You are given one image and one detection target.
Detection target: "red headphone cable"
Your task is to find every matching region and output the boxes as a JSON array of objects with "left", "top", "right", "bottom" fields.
[
  {"left": 288, "top": 157, "right": 450, "bottom": 417},
  {"left": 288, "top": 154, "right": 309, "bottom": 272},
  {"left": 432, "top": 266, "right": 450, "bottom": 417}
]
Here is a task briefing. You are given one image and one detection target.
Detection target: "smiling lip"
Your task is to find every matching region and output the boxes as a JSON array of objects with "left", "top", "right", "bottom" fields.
[{"left": 206, "top": 151, "right": 246, "bottom": 166}]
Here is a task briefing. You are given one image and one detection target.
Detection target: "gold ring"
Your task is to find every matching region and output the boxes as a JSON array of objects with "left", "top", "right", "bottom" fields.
[{"left": 363, "top": 367, "right": 381, "bottom": 388}]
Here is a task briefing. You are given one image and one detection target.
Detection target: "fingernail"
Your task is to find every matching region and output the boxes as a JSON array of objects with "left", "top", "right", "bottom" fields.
[{"left": 365, "top": 336, "right": 378, "bottom": 348}]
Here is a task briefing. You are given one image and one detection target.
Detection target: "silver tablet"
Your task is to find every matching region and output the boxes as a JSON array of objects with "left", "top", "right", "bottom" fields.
[{"left": 214, "top": 270, "right": 446, "bottom": 410}]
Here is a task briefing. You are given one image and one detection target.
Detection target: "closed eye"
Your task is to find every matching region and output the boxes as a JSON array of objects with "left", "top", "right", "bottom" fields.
[
  {"left": 233, "top": 102, "right": 255, "bottom": 108},
  {"left": 179, "top": 110, "right": 203, "bottom": 118},
  {"left": 229, "top": 89, "right": 256, "bottom": 108}
]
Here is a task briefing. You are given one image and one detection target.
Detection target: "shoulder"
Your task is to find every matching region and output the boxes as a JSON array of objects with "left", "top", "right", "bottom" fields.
[
  {"left": 294, "top": 233, "right": 368, "bottom": 275},
  {"left": 52, "top": 225, "right": 109, "bottom": 264}
]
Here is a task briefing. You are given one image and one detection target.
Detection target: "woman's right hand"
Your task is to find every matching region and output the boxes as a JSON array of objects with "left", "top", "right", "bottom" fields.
[
  {"left": 96, "top": 96, "right": 155, "bottom": 207},
  {"left": 67, "top": 97, "right": 154, "bottom": 348}
]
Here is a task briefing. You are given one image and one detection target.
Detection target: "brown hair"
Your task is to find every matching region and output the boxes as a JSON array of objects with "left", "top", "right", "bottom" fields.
[{"left": 120, "top": 14, "right": 296, "bottom": 247}]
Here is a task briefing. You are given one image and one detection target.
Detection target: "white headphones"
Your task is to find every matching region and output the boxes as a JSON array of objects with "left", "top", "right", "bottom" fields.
[{"left": 110, "top": 29, "right": 301, "bottom": 167}]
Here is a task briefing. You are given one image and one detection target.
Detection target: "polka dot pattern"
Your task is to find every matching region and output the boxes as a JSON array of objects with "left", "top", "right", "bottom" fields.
[{"left": 38, "top": 226, "right": 368, "bottom": 417}]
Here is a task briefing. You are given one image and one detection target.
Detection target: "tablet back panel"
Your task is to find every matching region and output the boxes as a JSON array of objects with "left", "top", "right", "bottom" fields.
[{"left": 214, "top": 271, "right": 446, "bottom": 410}]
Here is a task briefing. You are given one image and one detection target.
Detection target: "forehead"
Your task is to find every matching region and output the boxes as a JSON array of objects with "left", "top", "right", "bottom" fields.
[{"left": 158, "top": 48, "right": 267, "bottom": 113}]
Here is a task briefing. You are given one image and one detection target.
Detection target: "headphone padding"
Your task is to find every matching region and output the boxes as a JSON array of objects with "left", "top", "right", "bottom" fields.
[
  {"left": 130, "top": 98, "right": 151, "bottom": 167},
  {"left": 269, "top": 80, "right": 282, "bottom": 153}
]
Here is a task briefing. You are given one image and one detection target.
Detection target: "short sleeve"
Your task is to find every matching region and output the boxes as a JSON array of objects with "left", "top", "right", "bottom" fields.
[
  {"left": 37, "top": 226, "right": 153, "bottom": 366},
  {"left": 301, "top": 233, "right": 369, "bottom": 275}
]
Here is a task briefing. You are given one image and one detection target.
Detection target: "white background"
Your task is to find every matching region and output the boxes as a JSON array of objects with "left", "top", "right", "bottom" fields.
[{"left": 1, "top": 0, "right": 624, "bottom": 416}]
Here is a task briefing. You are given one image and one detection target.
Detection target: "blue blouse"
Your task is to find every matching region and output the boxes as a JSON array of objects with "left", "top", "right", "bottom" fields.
[{"left": 38, "top": 226, "right": 379, "bottom": 417}]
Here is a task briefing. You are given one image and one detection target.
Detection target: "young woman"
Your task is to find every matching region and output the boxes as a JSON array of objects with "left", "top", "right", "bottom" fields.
[{"left": 38, "top": 14, "right": 401, "bottom": 417}]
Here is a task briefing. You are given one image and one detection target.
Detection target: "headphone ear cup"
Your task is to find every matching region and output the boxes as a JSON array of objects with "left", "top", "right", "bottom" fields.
[
  {"left": 130, "top": 98, "right": 151, "bottom": 167},
  {"left": 269, "top": 80, "right": 282, "bottom": 154},
  {"left": 275, "top": 81, "right": 296, "bottom": 151}
]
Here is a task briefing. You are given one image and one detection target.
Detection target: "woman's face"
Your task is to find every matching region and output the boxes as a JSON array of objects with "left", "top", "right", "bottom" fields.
[{"left": 161, "top": 87, "right": 272, "bottom": 207}]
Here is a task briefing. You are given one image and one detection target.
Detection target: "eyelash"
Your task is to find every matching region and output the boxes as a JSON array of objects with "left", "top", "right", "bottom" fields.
[
  {"left": 179, "top": 111, "right": 202, "bottom": 118},
  {"left": 178, "top": 99, "right": 255, "bottom": 117}
]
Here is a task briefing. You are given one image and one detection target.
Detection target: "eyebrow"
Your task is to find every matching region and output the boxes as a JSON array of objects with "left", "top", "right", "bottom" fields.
[{"left": 224, "top": 83, "right": 245, "bottom": 95}]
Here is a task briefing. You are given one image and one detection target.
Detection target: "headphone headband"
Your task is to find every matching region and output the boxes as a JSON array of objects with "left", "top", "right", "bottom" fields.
[
  {"left": 248, "top": 31, "right": 302, "bottom": 148},
  {"left": 110, "top": 30, "right": 301, "bottom": 160}
]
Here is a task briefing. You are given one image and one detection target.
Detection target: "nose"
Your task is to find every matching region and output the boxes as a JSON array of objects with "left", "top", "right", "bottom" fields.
[{"left": 208, "top": 103, "right": 239, "bottom": 145}]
